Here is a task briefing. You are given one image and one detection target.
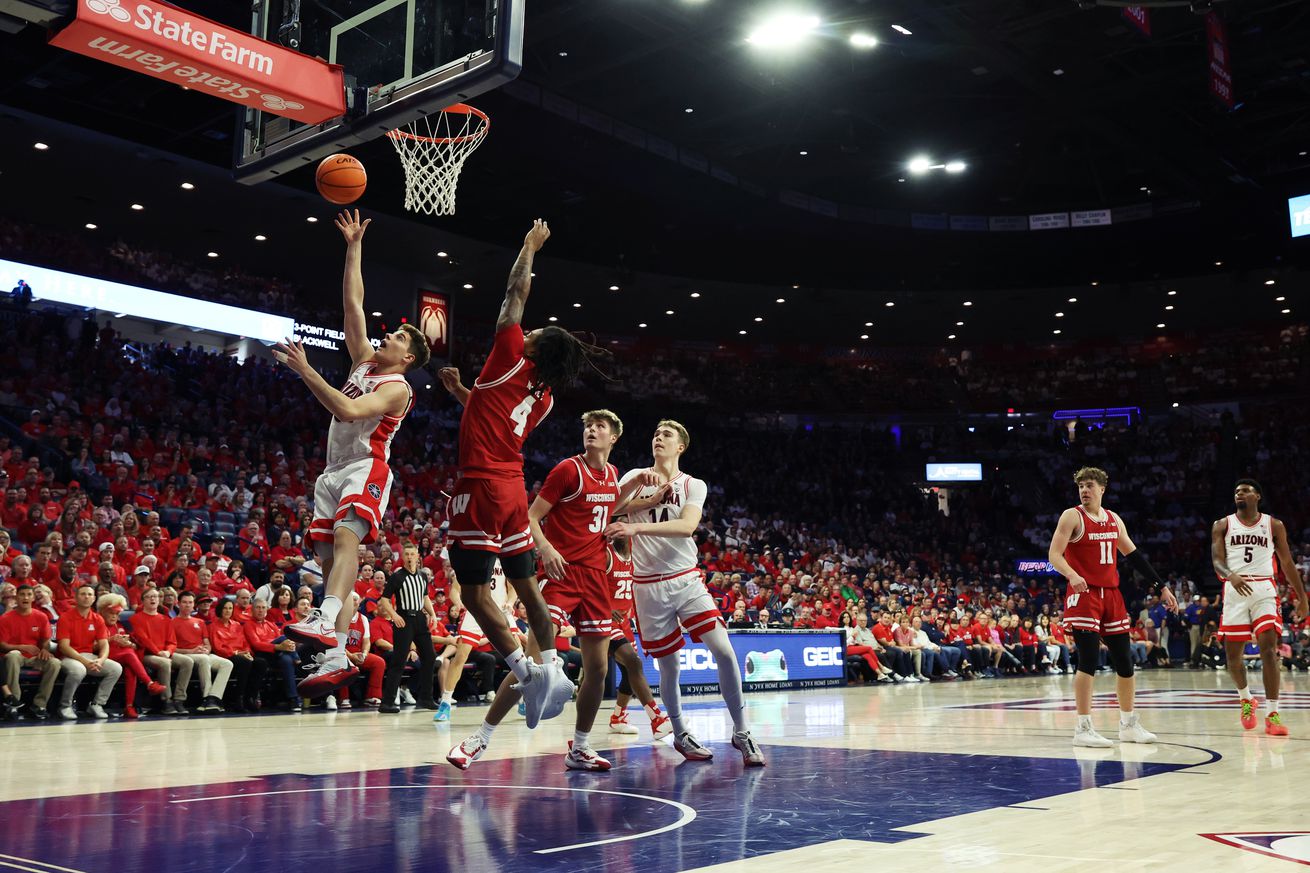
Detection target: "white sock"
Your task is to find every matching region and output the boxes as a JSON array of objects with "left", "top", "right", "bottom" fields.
[
  {"left": 1267, "top": 697, "right": 1278, "bottom": 713},
  {"left": 1237, "top": 685, "right": 1251, "bottom": 700},
  {"left": 540, "top": 649, "right": 559, "bottom": 666},
  {"left": 507, "top": 648, "right": 531, "bottom": 682},
  {"left": 1119, "top": 709, "right": 1134, "bottom": 726},
  {"left": 613, "top": 703, "right": 625, "bottom": 716},
  {"left": 573, "top": 729, "right": 590, "bottom": 750},
  {"left": 657, "top": 653, "right": 686, "bottom": 735},
  {"left": 1077, "top": 714, "right": 1094, "bottom": 731},
  {"left": 319, "top": 596, "right": 342, "bottom": 624},
  {"left": 702, "top": 627, "right": 748, "bottom": 733},
  {"left": 331, "top": 632, "right": 348, "bottom": 656},
  {"left": 476, "top": 720, "right": 496, "bottom": 744},
  {"left": 442, "top": 691, "right": 455, "bottom": 704},
  {"left": 644, "top": 701, "right": 661, "bottom": 719}
]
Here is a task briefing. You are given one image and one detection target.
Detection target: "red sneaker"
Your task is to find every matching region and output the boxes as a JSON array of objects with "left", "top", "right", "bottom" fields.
[
  {"left": 1265, "top": 712, "right": 1289, "bottom": 737},
  {"left": 297, "top": 653, "right": 359, "bottom": 697},
  {"left": 650, "top": 713, "right": 673, "bottom": 740},
  {"left": 147, "top": 682, "right": 167, "bottom": 696},
  {"left": 1240, "top": 698, "right": 1257, "bottom": 730}
]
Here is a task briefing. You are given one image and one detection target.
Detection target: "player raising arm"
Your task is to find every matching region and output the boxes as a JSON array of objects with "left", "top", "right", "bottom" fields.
[
  {"left": 277, "top": 210, "right": 430, "bottom": 697},
  {"left": 1048, "top": 466, "right": 1175, "bottom": 749}
]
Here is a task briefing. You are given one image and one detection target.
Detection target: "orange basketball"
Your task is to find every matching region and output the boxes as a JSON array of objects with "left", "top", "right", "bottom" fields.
[{"left": 316, "top": 154, "right": 367, "bottom": 204}]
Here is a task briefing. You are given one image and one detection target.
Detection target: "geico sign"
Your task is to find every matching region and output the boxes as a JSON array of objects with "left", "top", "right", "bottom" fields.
[
  {"left": 652, "top": 649, "right": 718, "bottom": 671},
  {"left": 50, "top": 0, "right": 345, "bottom": 125},
  {"left": 803, "top": 646, "right": 843, "bottom": 667}
]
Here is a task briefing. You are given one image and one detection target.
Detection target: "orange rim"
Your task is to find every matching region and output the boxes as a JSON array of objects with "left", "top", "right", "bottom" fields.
[{"left": 387, "top": 103, "right": 490, "bottom": 144}]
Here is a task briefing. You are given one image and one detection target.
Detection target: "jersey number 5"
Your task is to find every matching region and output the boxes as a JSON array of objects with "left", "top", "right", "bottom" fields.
[
  {"left": 589, "top": 506, "right": 610, "bottom": 533},
  {"left": 509, "top": 395, "right": 537, "bottom": 437}
]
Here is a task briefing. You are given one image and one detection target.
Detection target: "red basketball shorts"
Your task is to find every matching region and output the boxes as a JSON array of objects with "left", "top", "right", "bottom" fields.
[
  {"left": 446, "top": 477, "right": 533, "bottom": 556},
  {"left": 1061, "top": 585, "right": 1130, "bottom": 636},
  {"left": 543, "top": 564, "right": 612, "bottom": 637}
]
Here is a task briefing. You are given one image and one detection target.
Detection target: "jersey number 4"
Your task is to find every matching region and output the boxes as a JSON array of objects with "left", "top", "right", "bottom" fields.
[{"left": 509, "top": 395, "right": 537, "bottom": 437}]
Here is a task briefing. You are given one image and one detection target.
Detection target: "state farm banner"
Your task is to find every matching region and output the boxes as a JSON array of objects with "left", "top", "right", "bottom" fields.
[
  {"left": 1206, "top": 11, "right": 1234, "bottom": 109},
  {"left": 50, "top": 0, "right": 345, "bottom": 124},
  {"left": 418, "top": 290, "right": 451, "bottom": 359}
]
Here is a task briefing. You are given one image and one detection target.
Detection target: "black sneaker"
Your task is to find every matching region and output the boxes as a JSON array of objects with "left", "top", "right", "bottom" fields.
[
  {"left": 203, "top": 696, "right": 225, "bottom": 714},
  {"left": 416, "top": 700, "right": 440, "bottom": 711},
  {"left": 162, "top": 700, "right": 179, "bottom": 715},
  {"left": 378, "top": 703, "right": 400, "bottom": 714},
  {"left": 173, "top": 702, "right": 189, "bottom": 716},
  {"left": 25, "top": 705, "right": 48, "bottom": 721}
]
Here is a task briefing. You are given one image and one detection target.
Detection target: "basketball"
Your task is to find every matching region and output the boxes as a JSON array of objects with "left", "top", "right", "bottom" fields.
[{"left": 315, "top": 154, "right": 367, "bottom": 204}]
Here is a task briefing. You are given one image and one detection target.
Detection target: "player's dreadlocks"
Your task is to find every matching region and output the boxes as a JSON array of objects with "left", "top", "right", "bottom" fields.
[{"left": 529, "top": 326, "right": 613, "bottom": 393}]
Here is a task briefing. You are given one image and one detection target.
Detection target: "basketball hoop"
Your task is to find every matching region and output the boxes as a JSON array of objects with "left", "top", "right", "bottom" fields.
[{"left": 386, "top": 104, "right": 490, "bottom": 216}]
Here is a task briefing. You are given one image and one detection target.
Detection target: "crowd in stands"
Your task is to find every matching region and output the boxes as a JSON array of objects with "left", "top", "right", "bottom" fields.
[{"left": 0, "top": 223, "right": 1306, "bottom": 720}]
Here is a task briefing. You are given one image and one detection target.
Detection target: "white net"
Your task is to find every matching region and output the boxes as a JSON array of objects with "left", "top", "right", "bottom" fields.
[{"left": 386, "top": 104, "right": 490, "bottom": 216}]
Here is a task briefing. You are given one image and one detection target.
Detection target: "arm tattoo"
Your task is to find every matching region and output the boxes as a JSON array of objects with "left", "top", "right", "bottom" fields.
[{"left": 497, "top": 247, "right": 535, "bottom": 329}]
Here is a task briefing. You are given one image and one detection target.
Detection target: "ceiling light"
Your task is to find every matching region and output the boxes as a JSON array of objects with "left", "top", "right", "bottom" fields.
[
  {"left": 425, "top": 384, "right": 432, "bottom": 390},
  {"left": 206, "top": 252, "right": 219, "bottom": 258},
  {"left": 1172, "top": 402, "right": 1180, "bottom": 408},
  {"left": 638, "top": 323, "right": 647, "bottom": 328},
  {"left": 891, "top": 24, "right": 912, "bottom": 35},
  {"left": 180, "top": 182, "right": 195, "bottom": 190},
  {"left": 1090, "top": 281, "right": 1098, "bottom": 286},
  {"left": 864, "top": 321, "right": 873, "bottom": 327},
  {"left": 84, "top": 223, "right": 97, "bottom": 230},
  {"left": 130, "top": 204, "right": 144, "bottom": 211},
  {"left": 1139, "top": 186, "right": 1149, "bottom": 192},
  {"left": 572, "top": 302, "right": 582, "bottom": 308},
  {"left": 860, "top": 334, "right": 869, "bottom": 340},
  {"left": 963, "top": 301, "right": 973, "bottom": 307},
  {"left": 798, "top": 150, "right": 808, "bottom": 156},
  {"left": 1282, "top": 309, "right": 1292, "bottom": 314},
  {"left": 1214, "top": 261, "right": 1222, "bottom": 266},
  {"left": 548, "top": 316, "right": 558, "bottom": 322},
  {"left": 437, "top": 251, "right": 449, "bottom": 258},
  {"left": 776, "top": 297, "right": 786, "bottom": 304},
  {"left": 898, "top": 178, "right": 906, "bottom": 183},
  {"left": 558, "top": 51, "right": 568, "bottom": 57},
  {"left": 1052, "top": 68, "right": 1065, "bottom": 76},
  {"left": 1265, "top": 279, "right": 1276, "bottom": 285},
  {"left": 754, "top": 316, "right": 763, "bottom": 322},
  {"left": 33, "top": 142, "right": 49, "bottom": 150},
  {"left": 956, "top": 321, "right": 964, "bottom": 326},
  {"left": 254, "top": 234, "right": 266, "bottom": 241},
  {"left": 609, "top": 285, "right": 620, "bottom": 291},
  {"left": 849, "top": 32, "right": 878, "bottom": 48},
  {"left": 462, "top": 283, "right": 474, "bottom": 289},
  {"left": 1055, "top": 312, "right": 1064, "bottom": 318},
  {"left": 1068, "top": 297, "right": 1077, "bottom": 303},
  {"left": 944, "top": 161, "right": 966, "bottom": 173},
  {"left": 792, "top": 284, "right": 800, "bottom": 289},
  {"left": 1276, "top": 296, "right": 1286, "bottom": 302},
  {"left": 1302, "top": 151, "right": 1308, "bottom": 157},
  {"left": 307, "top": 217, "right": 318, "bottom": 223},
  {"left": 690, "top": 292, "right": 701, "bottom": 298},
  {"left": 666, "top": 309, "right": 675, "bottom": 315},
  {"left": 1053, "top": 329, "right": 1062, "bottom": 335},
  {"left": 1165, "top": 305, "right": 1174, "bottom": 311},
  {"left": 1156, "top": 323, "right": 1165, "bottom": 329},
  {"left": 908, "top": 156, "right": 933, "bottom": 175},
  {"left": 947, "top": 334, "right": 956, "bottom": 340},
  {"left": 885, "top": 301, "right": 895, "bottom": 307},
  {"left": 684, "top": 107, "right": 694, "bottom": 113},
  {"left": 1167, "top": 290, "right": 1177, "bottom": 296},
  {"left": 747, "top": 13, "right": 821, "bottom": 48},
  {"left": 739, "top": 330, "right": 748, "bottom": 335},
  {"left": 371, "top": 311, "right": 382, "bottom": 317}
]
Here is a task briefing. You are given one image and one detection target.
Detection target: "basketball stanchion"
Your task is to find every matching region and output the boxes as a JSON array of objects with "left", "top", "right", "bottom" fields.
[{"left": 387, "top": 104, "right": 490, "bottom": 216}]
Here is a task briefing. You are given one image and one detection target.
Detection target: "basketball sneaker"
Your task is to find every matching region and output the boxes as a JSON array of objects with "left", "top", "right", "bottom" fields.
[
  {"left": 1118, "top": 712, "right": 1157, "bottom": 744},
  {"left": 433, "top": 700, "right": 452, "bottom": 722},
  {"left": 1240, "top": 698, "right": 1257, "bottom": 730},
  {"left": 650, "top": 713, "right": 673, "bottom": 740},
  {"left": 731, "top": 730, "right": 766, "bottom": 767},
  {"left": 513, "top": 662, "right": 554, "bottom": 729},
  {"left": 673, "top": 731, "right": 713, "bottom": 761},
  {"left": 565, "top": 740, "right": 612, "bottom": 771},
  {"left": 447, "top": 734, "right": 488, "bottom": 770},
  {"left": 609, "top": 710, "right": 639, "bottom": 735},
  {"left": 298, "top": 652, "right": 359, "bottom": 697},
  {"left": 1265, "top": 712, "right": 1289, "bottom": 737},
  {"left": 283, "top": 609, "right": 337, "bottom": 651},
  {"left": 1072, "top": 724, "right": 1114, "bottom": 748}
]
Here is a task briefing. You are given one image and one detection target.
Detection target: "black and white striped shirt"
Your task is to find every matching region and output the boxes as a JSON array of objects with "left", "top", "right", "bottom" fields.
[{"left": 383, "top": 569, "right": 427, "bottom": 613}]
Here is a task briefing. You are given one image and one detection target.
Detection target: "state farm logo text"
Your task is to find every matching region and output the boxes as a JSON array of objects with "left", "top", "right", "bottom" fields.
[{"left": 87, "top": 0, "right": 275, "bottom": 76}]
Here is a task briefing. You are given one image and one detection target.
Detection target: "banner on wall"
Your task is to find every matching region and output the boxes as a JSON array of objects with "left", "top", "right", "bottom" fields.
[
  {"left": 418, "top": 290, "right": 451, "bottom": 358},
  {"left": 1122, "top": 6, "right": 1151, "bottom": 37},
  {"left": 637, "top": 629, "right": 846, "bottom": 694},
  {"left": 1206, "top": 11, "right": 1234, "bottom": 109}
]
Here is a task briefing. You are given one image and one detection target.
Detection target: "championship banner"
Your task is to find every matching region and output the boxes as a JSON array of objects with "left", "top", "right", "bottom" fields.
[
  {"left": 50, "top": 0, "right": 345, "bottom": 124},
  {"left": 1122, "top": 7, "right": 1151, "bottom": 37},
  {"left": 418, "top": 290, "right": 451, "bottom": 359},
  {"left": 1206, "top": 11, "right": 1234, "bottom": 109}
]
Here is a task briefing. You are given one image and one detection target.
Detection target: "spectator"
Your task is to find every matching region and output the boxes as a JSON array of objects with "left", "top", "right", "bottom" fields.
[
  {"left": 0, "top": 584, "right": 61, "bottom": 718},
  {"left": 913, "top": 616, "right": 960, "bottom": 678},
  {"left": 172, "top": 590, "right": 229, "bottom": 714},
  {"left": 131, "top": 587, "right": 194, "bottom": 715},
  {"left": 335, "top": 592, "right": 386, "bottom": 709},
  {"left": 244, "top": 598, "right": 300, "bottom": 712},
  {"left": 97, "top": 593, "right": 166, "bottom": 718},
  {"left": 209, "top": 598, "right": 262, "bottom": 712},
  {"left": 56, "top": 583, "right": 123, "bottom": 719}
]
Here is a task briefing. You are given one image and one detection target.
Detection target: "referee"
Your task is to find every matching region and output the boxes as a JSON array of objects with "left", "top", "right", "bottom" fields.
[{"left": 377, "top": 543, "right": 440, "bottom": 713}]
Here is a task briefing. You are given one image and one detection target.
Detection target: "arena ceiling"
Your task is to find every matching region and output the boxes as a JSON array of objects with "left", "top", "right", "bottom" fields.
[{"left": 0, "top": 0, "right": 1308, "bottom": 345}]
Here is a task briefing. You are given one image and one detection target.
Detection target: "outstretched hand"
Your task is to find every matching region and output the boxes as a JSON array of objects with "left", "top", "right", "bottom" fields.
[
  {"left": 438, "top": 366, "right": 462, "bottom": 393},
  {"left": 605, "top": 521, "right": 637, "bottom": 541},
  {"left": 1160, "top": 586, "right": 1178, "bottom": 613},
  {"left": 273, "top": 337, "right": 311, "bottom": 377},
  {"left": 524, "top": 218, "right": 551, "bottom": 252},
  {"left": 335, "top": 209, "right": 371, "bottom": 245}
]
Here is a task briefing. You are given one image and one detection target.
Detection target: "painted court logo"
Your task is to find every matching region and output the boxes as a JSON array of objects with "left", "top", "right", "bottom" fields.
[{"left": 1203, "top": 832, "right": 1310, "bottom": 865}]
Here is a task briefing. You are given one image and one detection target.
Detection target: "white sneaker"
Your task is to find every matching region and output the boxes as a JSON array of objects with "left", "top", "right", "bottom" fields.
[
  {"left": 282, "top": 609, "right": 337, "bottom": 650},
  {"left": 732, "top": 730, "right": 766, "bottom": 767},
  {"left": 399, "top": 688, "right": 417, "bottom": 706},
  {"left": 544, "top": 663, "right": 575, "bottom": 720},
  {"left": 1073, "top": 724, "right": 1114, "bottom": 748},
  {"left": 59, "top": 706, "right": 78, "bottom": 720},
  {"left": 297, "top": 651, "right": 359, "bottom": 697},
  {"left": 514, "top": 663, "right": 552, "bottom": 729},
  {"left": 88, "top": 703, "right": 108, "bottom": 719},
  {"left": 565, "top": 741, "right": 612, "bottom": 771},
  {"left": 1118, "top": 713, "right": 1158, "bottom": 744},
  {"left": 609, "top": 711, "right": 640, "bottom": 734},
  {"left": 325, "top": 696, "right": 338, "bottom": 711},
  {"left": 447, "top": 734, "right": 488, "bottom": 770}
]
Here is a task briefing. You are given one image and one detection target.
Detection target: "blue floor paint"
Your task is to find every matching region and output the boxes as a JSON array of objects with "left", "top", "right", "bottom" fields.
[{"left": 0, "top": 745, "right": 1189, "bottom": 873}]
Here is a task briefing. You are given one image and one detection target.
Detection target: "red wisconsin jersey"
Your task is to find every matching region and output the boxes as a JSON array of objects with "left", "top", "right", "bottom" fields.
[
  {"left": 458, "top": 325, "right": 554, "bottom": 480},
  {"left": 537, "top": 455, "right": 620, "bottom": 570},
  {"left": 608, "top": 545, "right": 634, "bottom": 614},
  {"left": 1065, "top": 506, "right": 1121, "bottom": 589}
]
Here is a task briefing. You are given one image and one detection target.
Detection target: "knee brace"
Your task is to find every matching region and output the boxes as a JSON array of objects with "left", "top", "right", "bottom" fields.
[
  {"left": 446, "top": 544, "right": 496, "bottom": 586},
  {"left": 1073, "top": 631, "right": 1102, "bottom": 677},
  {"left": 1104, "top": 632, "right": 1135, "bottom": 678},
  {"left": 500, "top": 548, "right": 536, "bottom": 581}
]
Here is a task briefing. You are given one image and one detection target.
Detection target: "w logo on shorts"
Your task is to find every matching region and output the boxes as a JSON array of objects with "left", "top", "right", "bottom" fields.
[
  {"left": 450, "top": 493, "right": 471, "bottom": 516},
  {"left": 367, "top": 484, "right": 382, "bottom": 500}
]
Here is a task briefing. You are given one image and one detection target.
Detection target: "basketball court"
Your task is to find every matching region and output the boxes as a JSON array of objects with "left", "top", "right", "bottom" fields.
[{"left": 1, "top": 672, "right": 1304, "bottom": 872}]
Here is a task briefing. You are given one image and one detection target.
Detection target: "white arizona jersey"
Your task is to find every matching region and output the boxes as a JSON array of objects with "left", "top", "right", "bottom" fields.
[
  {"left": 1224, "top": 513, "right": 1277, "bottom": 579},
  {"left": 619, "top": 469, "right": 707, "bottom": 582},
  {"left": 326, "top": 362, "right": 414, "bottom": 468}
]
